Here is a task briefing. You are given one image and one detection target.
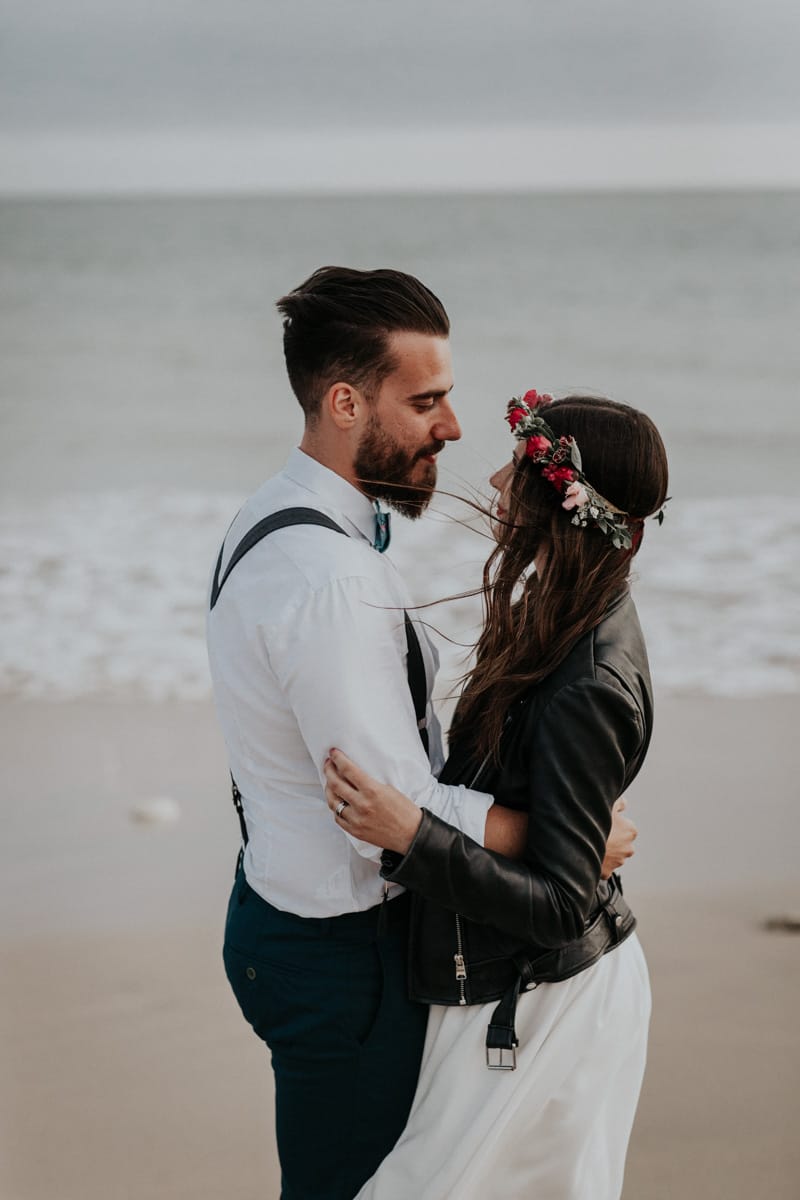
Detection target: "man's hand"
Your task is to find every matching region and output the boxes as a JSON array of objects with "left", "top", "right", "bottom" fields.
[
  {"left": 601, "top": 797, "right": 637, "bottom": 879},
  {"left": 484, "top": 805, "right": 528, "bottom": 858}
]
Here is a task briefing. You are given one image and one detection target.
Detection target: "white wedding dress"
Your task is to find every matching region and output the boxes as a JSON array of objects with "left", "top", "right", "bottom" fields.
[{"left": 356, "top": 934, "right": 651, "bottom": 1200}]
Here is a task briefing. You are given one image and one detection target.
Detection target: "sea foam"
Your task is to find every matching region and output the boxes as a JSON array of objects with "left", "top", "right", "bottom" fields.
[{"left": 0, "top": 490, "right": 797, "bottom": 702}]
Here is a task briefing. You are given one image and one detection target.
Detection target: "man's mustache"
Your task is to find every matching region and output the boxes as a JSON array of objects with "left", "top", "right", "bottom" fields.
[{"left": 415, "top": 441, "right": 446, "bottom": 462}]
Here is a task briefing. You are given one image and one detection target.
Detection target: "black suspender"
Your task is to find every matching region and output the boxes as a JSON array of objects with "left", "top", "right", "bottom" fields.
[
  {"left": 210, "top": 506, "right": 430, "bottom": 852},
  {"left": 403, "top": 612, "right": 429, "bottom": 756},
  {"left": 209, "top": 507, "right": 347, "bottom": 612}
]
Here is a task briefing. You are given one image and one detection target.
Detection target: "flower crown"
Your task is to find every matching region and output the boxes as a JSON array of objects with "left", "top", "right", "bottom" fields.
[{"left": 505, "top": 389, "right": 657, "bottom": 551}]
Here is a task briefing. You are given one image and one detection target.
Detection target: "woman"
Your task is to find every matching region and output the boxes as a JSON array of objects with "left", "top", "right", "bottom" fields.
[{"left": 324, "top": 391, "right": 669, "bottom": 1200}]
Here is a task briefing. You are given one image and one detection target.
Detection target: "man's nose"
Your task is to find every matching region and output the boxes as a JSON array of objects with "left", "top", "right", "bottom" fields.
[{"left": 433, "top": 398, "right": 461, "bottom": 442}]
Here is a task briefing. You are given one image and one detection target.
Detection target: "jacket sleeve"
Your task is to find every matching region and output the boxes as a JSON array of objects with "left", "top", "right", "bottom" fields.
[{"left": 381, "top": 677, "right": 644, "bottom": 947}]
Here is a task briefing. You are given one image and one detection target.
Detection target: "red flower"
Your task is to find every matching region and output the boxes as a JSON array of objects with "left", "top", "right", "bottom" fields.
[
  {"left": 541, "top": 464, "right": 576, "bottom": 489},
  {"left": 525, "top": 435, "right": 552, "bottom": 460},
  {"left": 507, "top": 406, "right": 527, "bottom": 430},
  {"left": 522, "top": 389, "right": 553, "bottom": 409}
]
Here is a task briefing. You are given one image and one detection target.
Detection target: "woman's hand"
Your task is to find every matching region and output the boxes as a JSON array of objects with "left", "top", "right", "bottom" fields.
[
  {"left": 324, "top": 748, "right": 423, "bottom": 853},
  {"left": 601, "top": 797, "right": 637, "bottom": 878}
]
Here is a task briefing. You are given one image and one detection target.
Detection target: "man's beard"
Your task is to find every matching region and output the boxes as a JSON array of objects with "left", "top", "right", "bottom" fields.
[{"left": 354, "top": 417, "right": 443, "bottom": 519}]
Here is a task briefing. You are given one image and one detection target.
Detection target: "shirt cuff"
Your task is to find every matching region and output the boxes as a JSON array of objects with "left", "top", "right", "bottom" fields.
[{"left": 453, "top": 785, "right": 493, "bottom": 847}]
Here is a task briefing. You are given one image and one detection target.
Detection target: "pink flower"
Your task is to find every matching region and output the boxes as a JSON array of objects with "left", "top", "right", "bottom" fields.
[
  {"left": 507, "top": 406, "right": 527, "bottom": 430},
  {"left": 525, "top": 434, "right": 552, "bottom": 460},
  {"left": 522, "top": 389, "right": 553, "bottom": 409},
  {"left": 562, "top": 482, "right": 589, "bottom": 511}
]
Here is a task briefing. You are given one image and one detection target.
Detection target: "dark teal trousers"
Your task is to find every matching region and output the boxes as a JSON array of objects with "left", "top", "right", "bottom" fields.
[{"left": 223, "top": 869, "right": 428, "bottom": 1199}]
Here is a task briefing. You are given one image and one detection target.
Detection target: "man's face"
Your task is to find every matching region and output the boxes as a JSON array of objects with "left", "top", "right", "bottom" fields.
[{"left": 354, "top": 331, "right": 460, "bottom": 518}]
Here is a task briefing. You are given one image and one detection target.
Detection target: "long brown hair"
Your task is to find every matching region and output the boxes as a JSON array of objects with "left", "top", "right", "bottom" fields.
[{"left": 449, "top": 395, "right": 669, "bottom": 764}]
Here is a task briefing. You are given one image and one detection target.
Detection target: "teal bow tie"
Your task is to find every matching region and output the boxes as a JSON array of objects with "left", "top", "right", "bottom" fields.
[{"left": 373, "top": 502, "right": 391, "bottom": 553}]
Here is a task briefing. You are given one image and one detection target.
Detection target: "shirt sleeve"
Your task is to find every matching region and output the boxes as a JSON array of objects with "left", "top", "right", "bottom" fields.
[{"left": 262, "top": 572, "right": 493, "bottom": 857}]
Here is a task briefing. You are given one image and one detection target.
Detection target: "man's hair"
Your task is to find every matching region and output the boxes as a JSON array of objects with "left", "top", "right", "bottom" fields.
[{"left": 276, "top": 266, "right": 450, "bottom": 421}]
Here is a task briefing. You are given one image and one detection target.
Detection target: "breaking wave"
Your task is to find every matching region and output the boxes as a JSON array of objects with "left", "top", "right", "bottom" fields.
[{"left": 0, "top": 490, "right": 797, "bottom": 701}]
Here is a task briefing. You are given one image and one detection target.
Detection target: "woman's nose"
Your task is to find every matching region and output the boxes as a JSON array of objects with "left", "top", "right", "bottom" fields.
[{"left": 490, "top": 462, "right": 510, "bottom": 491}]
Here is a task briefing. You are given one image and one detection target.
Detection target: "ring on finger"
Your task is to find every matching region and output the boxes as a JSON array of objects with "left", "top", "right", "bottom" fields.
[{"left": 335, "top": 799, "right": 349, "bottom": 818}]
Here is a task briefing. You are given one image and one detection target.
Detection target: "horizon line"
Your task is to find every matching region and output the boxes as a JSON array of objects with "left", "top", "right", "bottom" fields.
[{"left": 2, "top": 122, "right": 800, "bottom": 195}]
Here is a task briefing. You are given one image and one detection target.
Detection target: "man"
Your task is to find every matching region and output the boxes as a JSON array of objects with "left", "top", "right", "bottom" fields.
[{"left": 206, "top": 267, "right": 634, "bottom": 1199}]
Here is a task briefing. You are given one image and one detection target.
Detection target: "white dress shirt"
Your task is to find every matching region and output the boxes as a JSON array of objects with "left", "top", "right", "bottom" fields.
[{"left": 206, "top": 448, "right": 493, "bottom": 917}]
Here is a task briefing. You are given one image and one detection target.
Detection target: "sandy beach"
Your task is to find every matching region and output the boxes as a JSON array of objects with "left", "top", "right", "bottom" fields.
[
  {"left": 1, "top": 693, "right": 798, "bottom": 1200},
  {"left": 1, "top": 182, "right": 799, "bottom": 1200}
]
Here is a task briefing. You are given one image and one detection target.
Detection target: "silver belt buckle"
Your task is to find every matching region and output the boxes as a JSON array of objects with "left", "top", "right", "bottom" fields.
[{"left": 486, "top": 1045, "right": 517, "bottom": 1071}]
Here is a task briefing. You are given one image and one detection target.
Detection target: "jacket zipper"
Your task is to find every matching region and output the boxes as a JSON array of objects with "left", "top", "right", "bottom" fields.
[
  {"left": 454, "top": 913, "right": 467, "bottom": 1004},
  {"left": 452, "top": 747, "right": 494, "bottom": 1006}
]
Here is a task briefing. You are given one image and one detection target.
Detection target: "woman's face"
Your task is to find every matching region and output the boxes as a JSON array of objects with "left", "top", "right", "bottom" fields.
[{"left": 489, "top": 448, "right": 523, "bottom": 536}]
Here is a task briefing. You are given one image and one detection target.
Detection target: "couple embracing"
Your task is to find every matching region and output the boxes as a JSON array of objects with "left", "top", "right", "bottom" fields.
[{"left": 206, "top": 266, "right": 669, "bottom": 1199}]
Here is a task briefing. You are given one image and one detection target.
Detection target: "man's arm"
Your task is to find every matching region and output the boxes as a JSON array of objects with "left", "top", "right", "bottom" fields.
[
  {"left": 386, "top": 679, "right": 642, "bottom": 945},
  {"left": 320, "top": 750, "right": 635, "bottom": 877},
  {"left": 265, "top": 571, "right": 493, "bottom": 855},
  {"left": 485, "top": 800, "right": 636, "bottom": 878},
  {"left": 324, "top": 678, "right": 642, "bottom": 945},
  {"left": 268, "top": 569, "right": 636, "bottom": 874}
]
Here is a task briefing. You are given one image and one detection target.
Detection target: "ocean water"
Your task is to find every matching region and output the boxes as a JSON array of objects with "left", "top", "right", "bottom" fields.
[{"left": 1, "top": 193, "right": 798, "bottom": 701}]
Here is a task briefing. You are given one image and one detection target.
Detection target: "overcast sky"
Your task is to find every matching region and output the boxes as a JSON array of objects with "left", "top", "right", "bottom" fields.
[{"left": 2, "top": 0, "right": 800, "bottom": 191}]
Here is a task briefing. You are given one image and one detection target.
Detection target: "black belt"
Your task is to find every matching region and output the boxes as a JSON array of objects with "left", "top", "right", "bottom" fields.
[{"left": 486, "top": 881, "right": 635, "bottom": 1070}]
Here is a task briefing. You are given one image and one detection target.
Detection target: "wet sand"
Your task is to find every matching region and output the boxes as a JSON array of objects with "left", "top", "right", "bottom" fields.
[{"left": 1, "top": 695, "right": 798, "bottom": 1199}]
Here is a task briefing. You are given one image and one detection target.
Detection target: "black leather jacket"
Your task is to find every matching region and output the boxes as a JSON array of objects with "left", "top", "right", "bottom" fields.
[{"left": 382, "top": 591, "right": 652, "bottom": 1020}]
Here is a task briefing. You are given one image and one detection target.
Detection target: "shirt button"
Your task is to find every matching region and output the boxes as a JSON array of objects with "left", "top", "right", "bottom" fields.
[{"left": 246, "top": 966, "right": 257, "bottom": 980}]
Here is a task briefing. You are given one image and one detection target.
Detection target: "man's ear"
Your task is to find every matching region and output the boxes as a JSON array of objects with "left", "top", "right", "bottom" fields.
[{"left": 326, "top": 382, "right": 364, "bottom": 430}]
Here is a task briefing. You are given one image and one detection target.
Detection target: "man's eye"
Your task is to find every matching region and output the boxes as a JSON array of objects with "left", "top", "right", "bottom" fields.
[{"left": 414, "top": 401, "right": 435, "bottom": 411}]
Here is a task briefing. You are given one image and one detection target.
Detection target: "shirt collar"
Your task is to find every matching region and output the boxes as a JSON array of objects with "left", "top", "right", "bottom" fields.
[{"left": 282, "top": 447, "right": 378, "bottom": 545}]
